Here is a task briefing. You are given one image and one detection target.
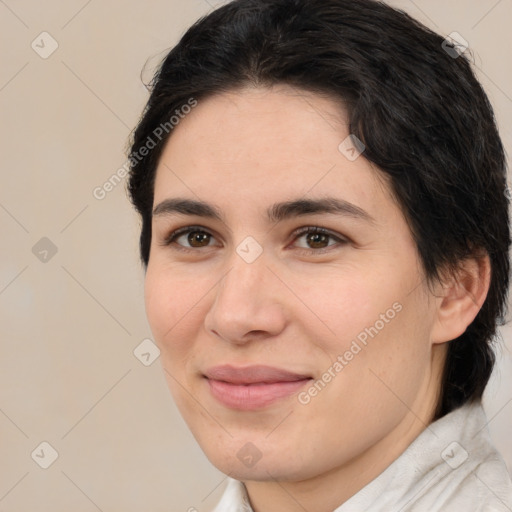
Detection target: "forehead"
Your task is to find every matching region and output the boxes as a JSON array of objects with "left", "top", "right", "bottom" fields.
[{"left": 153, "top": 86, "right": 392, "bottom": 218}]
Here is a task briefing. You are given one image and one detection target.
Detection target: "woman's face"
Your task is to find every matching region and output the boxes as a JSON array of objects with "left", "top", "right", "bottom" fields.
[{"left": 145, "top": 86, "right": 446, "bottom": 482}]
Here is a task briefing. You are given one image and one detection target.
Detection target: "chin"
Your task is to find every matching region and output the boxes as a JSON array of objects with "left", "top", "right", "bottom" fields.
[{"left": 195, "top": 431, "right": 314, "bottom": 482}]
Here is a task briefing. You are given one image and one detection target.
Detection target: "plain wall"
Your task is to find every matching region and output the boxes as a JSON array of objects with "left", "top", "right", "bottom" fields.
[{"left": 0, "top": 0, "right": 511, "bottom": 510}]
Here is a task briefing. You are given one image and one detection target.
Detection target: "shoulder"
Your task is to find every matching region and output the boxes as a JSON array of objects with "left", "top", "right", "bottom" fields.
[{"left": 404, "top": 402, "right": 512, "bottom": 511}]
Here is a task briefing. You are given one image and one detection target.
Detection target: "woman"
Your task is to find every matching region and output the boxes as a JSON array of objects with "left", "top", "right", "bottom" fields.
[{"left": 127, "top": 0, "right": 512, "bottom": 510}]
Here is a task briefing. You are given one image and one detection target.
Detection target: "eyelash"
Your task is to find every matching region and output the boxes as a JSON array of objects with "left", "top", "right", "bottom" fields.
[{"left": 160, "top": 225, "right": 348, "bottom": 255}]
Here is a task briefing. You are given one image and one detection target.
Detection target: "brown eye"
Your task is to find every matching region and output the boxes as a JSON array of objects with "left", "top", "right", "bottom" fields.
[
  {"left": 292, "top": 227, "right": 347, "bottom": 252},
  {"left": 187, "top": 231, "right": 211, "bottom": 247},
  {"left": 305, "top": 232, "right": 330, "bottom": 249},
  {"left": 163, "top": 227, "right": 218, "bottom": 249}
]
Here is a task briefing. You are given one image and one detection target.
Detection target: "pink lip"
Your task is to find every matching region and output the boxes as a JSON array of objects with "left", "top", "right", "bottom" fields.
[{"left": 204, "top": 365, "right": 312, "bottom": 410}]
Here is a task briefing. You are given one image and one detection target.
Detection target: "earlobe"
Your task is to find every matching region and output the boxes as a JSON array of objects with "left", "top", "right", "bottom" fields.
[{"left": 431, "top": 254, "right": 491, "bottom": 344}]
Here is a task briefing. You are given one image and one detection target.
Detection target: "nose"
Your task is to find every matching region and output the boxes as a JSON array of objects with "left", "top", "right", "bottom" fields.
[{"left": 204, "top": 253, "right": 288, "bottom": 345}]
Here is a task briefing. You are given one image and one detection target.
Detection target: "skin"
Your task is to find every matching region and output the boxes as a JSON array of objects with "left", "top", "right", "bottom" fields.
[{"left": 144, "top": 85, "right": 490, "bottom": 512}]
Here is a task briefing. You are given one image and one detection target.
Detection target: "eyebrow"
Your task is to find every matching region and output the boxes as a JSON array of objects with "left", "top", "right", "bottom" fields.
[
  {"left": 267, "top": 197, "right": 375, "bottom": 224},
  {"left": 152, "top": 197, "right": 375, "bottom": 225}
]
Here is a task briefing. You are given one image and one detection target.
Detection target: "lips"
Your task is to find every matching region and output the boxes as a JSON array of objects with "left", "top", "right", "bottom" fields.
[{"left": 203, "top": 365, "right": 312, "bottom": 410}]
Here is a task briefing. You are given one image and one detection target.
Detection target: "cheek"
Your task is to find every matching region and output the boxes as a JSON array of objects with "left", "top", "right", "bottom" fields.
[
  {"left": 294, "top": 260, "right": 432, "bottom": 400},
  {"left": 144, "top": 265, "right": 208, "bottom": 355},
  {"left": 323, "top": 285, "right": 433, "bottom": 416},
  {"left": 295, "top": 296, "right": 433, "bottom": 459},
  {"left": 284, "top": 264, "right": 402, "bottom": 358}
]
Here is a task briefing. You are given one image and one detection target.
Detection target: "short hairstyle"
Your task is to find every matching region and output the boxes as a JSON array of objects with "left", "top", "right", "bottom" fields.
[{"left": 127, "top": 0, "right": 511, "bottom": 418}]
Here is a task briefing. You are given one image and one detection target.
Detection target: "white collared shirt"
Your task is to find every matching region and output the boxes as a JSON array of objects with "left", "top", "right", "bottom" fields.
[{"left": 212, "top": 402, "right": 512, "bottom": 511}]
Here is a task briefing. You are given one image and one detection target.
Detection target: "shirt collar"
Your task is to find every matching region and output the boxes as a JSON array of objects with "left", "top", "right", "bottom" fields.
[{"left": 212, "top": 402, "right": 512, "bottom": 511}]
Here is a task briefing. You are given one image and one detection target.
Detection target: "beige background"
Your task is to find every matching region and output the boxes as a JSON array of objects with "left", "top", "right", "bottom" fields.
[{"left": 0, "top": 0, "right": 511, "bottom": 510}]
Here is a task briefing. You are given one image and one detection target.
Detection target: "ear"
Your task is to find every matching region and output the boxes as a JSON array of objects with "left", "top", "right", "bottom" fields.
[{"left": 431, "top": 253, "right": 491, "bottom": 344}]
